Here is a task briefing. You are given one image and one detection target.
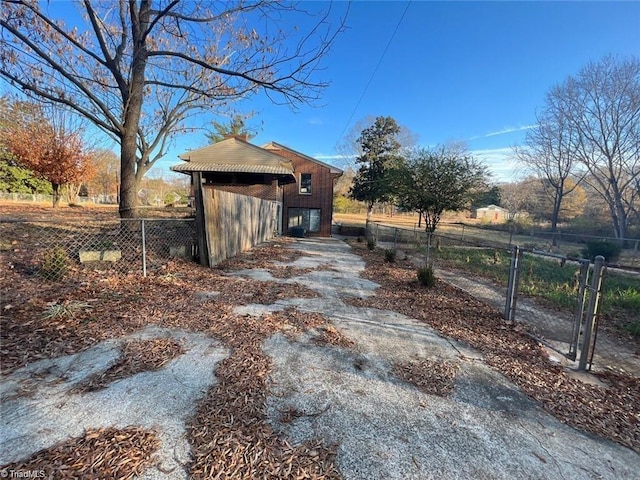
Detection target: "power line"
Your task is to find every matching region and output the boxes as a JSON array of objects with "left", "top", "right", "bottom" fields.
[{"left": 336, "top": 1, "right": 412, "bottom": 152}]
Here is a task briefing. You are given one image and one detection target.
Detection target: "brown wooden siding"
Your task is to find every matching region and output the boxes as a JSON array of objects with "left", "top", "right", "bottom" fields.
[{"left": 266, "top": 147, "right": 336, "bottom": 236}]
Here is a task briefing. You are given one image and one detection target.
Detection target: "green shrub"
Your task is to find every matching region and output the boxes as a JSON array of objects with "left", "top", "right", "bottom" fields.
[
  {"left": 581, "top": 240, "right": 622, "bottom": 262},
  {"left": 367, "top": 237, "right": 376, "bottom": 250},
  {"left": 417, "top": 264, "right": 436, "bottom": 287},
  {"left": 624, "top": 320, "right": 640, "bottom": 338},
  {"left": 384, "top": 249, "right": 397, "bottom": 263},
  {"left": 40, "top": 245, "right": 71, "bottom": 280}
]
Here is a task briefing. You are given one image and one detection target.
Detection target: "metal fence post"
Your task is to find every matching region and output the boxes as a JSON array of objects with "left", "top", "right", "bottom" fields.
[
  {"left": 504, "top": 245, "right": 522, "bottom": 322},
  {"left": 578, "top": 255, "right": 605, "bottom": 371},
  {"left": 393, "top": 228, "right": 398, "bottom": 251},
  {"left": 568, "top": 259, "right": 590, "bottom": 361},
  {"left": 141, "top": 219, "right": 147, "bottom": 277}
]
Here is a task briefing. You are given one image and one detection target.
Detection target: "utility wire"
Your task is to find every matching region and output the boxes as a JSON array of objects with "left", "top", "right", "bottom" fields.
[{"left": 336, "top": 0, "right": 412, "bottom": 158}]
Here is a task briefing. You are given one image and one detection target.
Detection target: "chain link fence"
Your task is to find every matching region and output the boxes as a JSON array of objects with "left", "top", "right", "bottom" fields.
[
  {"left": 433, "top": 222, "right": 640, "bottom": 270},
  {"left": 1, "top": 218, "right": 197, "bottom": 280},
  {"left": 367, "top": 221, "right": 639, "bottom": 370}
]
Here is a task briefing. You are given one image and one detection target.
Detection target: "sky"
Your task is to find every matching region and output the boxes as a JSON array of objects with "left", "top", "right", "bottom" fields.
[
  {"left": 157, "top": 0, "right": 640, "bottom": 183},
  {"left": 4, "top": 1, "right": 640, "bottom": 183}
]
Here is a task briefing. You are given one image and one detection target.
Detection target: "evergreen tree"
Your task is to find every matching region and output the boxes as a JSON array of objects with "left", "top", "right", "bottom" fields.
[{"left": 349, "top": 116, "right": 404, "bottom": 219}]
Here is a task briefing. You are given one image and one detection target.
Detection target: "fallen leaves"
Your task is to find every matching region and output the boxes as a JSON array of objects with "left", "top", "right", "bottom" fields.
[
  {"left": 72, "top": 338, "right": 184, "bottom": 393},
  {"left": 187, "top": 307, "right": 341, "bottom": 479},
  {"left": 394, "top": 359, "right": 460, "bottom": 397},
  {"left": 0, "top": 427, "right": 160, "bottom": 479},
  {"left": 348, "top": 241, "right": 640, "bottom": 452}
]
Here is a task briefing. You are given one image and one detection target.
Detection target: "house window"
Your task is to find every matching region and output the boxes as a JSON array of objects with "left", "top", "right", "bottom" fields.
[
  {"left": 299, "top": 173, "right": 312, "bottom": 194},
  {"left": 288, "top": 208, "right": 321, "bottom": 233}
]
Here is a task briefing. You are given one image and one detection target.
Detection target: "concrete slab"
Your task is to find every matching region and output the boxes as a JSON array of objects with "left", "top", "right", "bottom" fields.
[
  {"left": 0, "top": 326, "right": 228, "bottom": 479},
  {"left": 233, "top": 237, "right": 640, "bottom": 480}
]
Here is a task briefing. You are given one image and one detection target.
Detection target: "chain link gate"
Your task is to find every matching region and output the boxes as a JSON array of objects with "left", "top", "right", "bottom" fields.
[{"left": 505, "top": 249, "right": 606, "bottom": 371}]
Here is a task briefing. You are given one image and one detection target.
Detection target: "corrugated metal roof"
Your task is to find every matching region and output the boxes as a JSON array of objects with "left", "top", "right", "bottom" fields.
[
  {"left": 171, "top": 162, "right": 294, "bottom": 175},
  {"left": 172, "top": 137, "right": 295, "bottom": 175}
]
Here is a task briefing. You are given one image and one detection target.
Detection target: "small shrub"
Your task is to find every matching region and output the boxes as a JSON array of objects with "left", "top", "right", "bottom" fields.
[
  {"left": 624, "top": 320, "right": 640, "bottom": 338},
  {"left": 367, "top": 237, "right": 376, "bottom": 250},
  {"left": 417, "top": 264, "right": 436, "bottom": 287},
  {"left": 40, "top": 245, "right": 71, "bottom": 280},
  {"left": 581, "top": 240, "right": 622, "bottom": 262},
  {"left": 384, "top": 249, "right": 397, "bottom": 263}
]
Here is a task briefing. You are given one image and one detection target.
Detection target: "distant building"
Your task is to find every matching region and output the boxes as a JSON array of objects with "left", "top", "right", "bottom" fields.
[{"left": 473, "top": 204, "right": 509, "bottom": 223}]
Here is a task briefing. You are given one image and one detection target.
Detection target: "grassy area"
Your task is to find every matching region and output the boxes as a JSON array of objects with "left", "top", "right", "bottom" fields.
[
  {"left": 336, "top": 213, "right": 640, "bottom": 268},
  {"left": 434, "top": 246, "right": 640, "bottom": 337}
]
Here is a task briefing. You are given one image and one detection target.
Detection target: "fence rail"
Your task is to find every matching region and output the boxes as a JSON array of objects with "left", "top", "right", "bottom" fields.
[
  {"left": 369, "top": 221, "right": 640, "bottom": 270},
  {"left": 0, "top": 218, "right": 197, "bottom": 279}
]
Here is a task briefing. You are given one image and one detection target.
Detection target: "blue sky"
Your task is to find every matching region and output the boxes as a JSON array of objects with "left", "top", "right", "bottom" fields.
[
  {"left": 5, "top": 1, "right": 639, "bottom": 183},
  {"left": 158, "top": 0, "right": 640, "bottom": 183}
]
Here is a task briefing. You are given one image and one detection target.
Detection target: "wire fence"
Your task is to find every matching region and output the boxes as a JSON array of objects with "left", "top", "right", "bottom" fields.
[
  {"left": 1, "top": 218, "right": 197, "bottom": 280},
  {"left": 367, "top": 221, "right": 640, "bottom": 370},
  {"left": 429, "top": 222, "right": 640, "bottom": 270}
]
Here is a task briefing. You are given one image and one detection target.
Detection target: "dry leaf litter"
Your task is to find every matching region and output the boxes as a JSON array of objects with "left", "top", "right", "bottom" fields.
[
  {"left": 347, "top": 241, "right": 640, "bottom": 452},
  {"left": 72, "top": 338, "right": 184, "bottom": 393},
  {"left": 1, "top": 427, "right": 159, "bottom": 479}
]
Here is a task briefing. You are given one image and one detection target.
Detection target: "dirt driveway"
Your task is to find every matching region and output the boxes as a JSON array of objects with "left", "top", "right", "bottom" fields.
[{"left": 1, "top": 236, "right": 639, "bottom": 479}]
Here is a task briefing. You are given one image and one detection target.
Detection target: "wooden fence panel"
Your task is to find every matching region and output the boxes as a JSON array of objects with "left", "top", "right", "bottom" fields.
[{"left": 202, "top": 187, "right": 279, "bottom": 265}]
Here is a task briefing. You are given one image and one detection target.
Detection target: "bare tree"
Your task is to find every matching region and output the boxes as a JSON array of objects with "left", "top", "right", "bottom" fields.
[
  {"left": 514, "top": 104, "right": 584, "bottom": 244},
  {"left": 0, "top": 0, "right": 347, "bottom": 217},
  {"left": 548, "top": 55, "right": 640, "bottom": 240},
  {"left": 499, "top": 178, "right": 540, "bottom": 221}
]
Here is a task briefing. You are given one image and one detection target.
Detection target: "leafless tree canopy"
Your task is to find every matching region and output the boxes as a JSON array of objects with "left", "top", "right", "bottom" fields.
[
  {"left": 514, "top": 104, "right": 584, "bottom": 236},
  {"left": 546, "top": 55, "right": 640, "bottom": 240},
  {"left": 0, "top": 0, "right": 347, "bottom": 216}
]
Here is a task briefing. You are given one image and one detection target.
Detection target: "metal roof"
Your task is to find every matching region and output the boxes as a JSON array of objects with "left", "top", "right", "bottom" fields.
[
  {"left": 171, "top": 137, "right": 295, "bottom": 178},
  {"left": 171, "top": 162, "right": 294, "bottom": 175}
]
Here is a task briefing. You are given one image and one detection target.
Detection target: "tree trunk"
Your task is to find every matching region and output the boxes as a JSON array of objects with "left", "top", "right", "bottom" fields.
[
  {"left": 550, "top": 188, "right": 563, "bottom": 246},
  {"left": 118, "top": 2, "right": 150, "bottom": 219},
  {"left": 52, "top": 182, "right": 61, "bottom": 208},
  {"left": 614, "top": 201, "right": 628, "bottom": 244},
  {"left": 119, "top": 137, "right": 139, "bottom": 218}
]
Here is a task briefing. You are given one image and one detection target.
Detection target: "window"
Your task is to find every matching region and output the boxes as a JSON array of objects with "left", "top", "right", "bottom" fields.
[
  {"left": 288, "top": 208, "right": 321, "bottom": 233},
  {"left": 299, "top": 173, "right": 312, "bottom": 194}
]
